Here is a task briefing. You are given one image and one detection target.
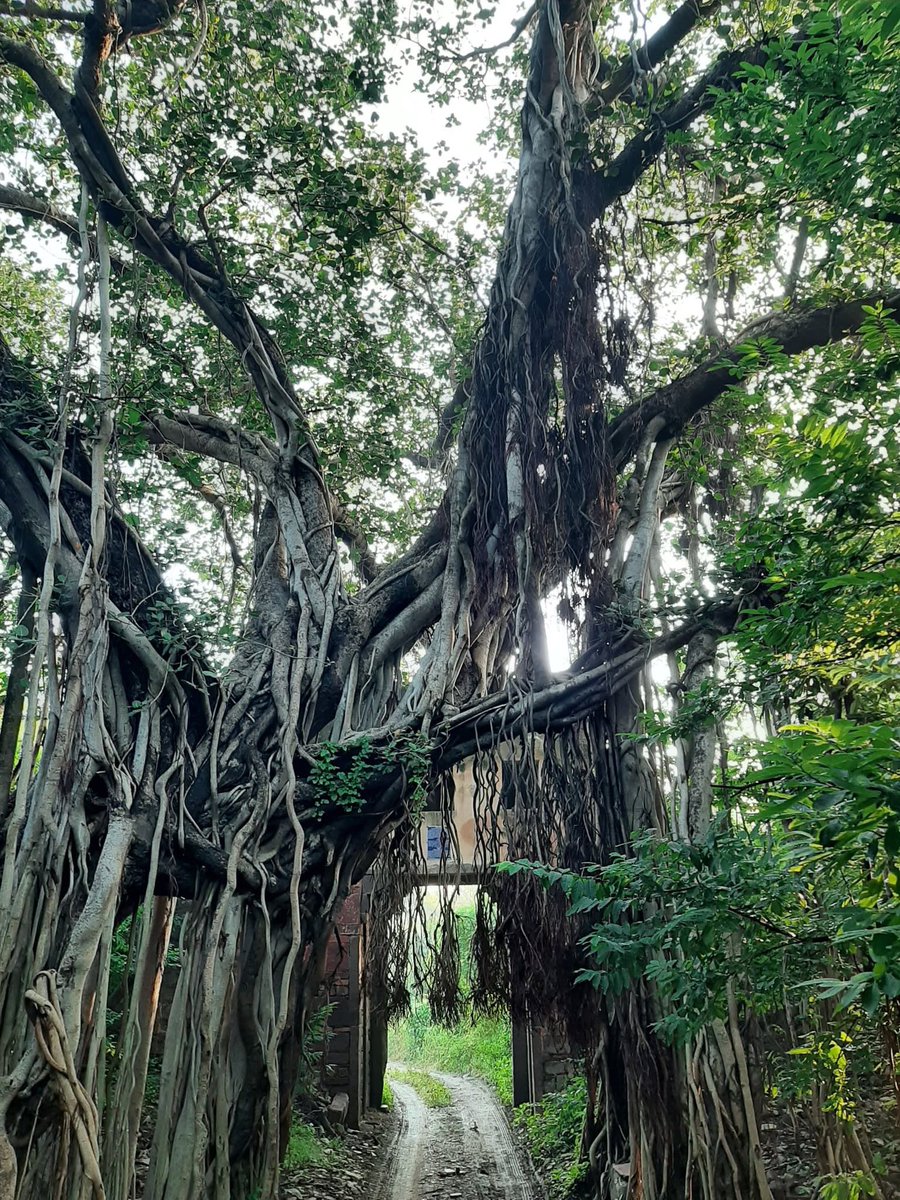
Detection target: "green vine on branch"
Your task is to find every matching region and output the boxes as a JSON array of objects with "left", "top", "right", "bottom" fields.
[{"left": 306, "top": 731, "right": 433, "bottom": 819}]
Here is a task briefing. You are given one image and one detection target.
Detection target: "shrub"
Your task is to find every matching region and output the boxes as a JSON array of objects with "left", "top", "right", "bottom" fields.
[{"left": 516, "top": 1078, "right": 589, "bottom": 1200}]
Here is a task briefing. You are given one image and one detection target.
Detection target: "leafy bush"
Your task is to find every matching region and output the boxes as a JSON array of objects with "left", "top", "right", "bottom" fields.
[
  {"left": 515, "top": 1078, "right": 588, "bottom": 1200},
  {"left": 745, "top": 718, "right": 900, "bottom": 1016},
  {"left": 498, "top": 831, "right": 804, "bottom": 1046},
  {"left": 819, "top": 1171, "right": 881, "bottom": 1200}
]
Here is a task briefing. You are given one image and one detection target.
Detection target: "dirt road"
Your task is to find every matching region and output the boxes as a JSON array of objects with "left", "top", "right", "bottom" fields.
[{"left": 370, "top": 1070, "right": 539, "bottom": 1200}]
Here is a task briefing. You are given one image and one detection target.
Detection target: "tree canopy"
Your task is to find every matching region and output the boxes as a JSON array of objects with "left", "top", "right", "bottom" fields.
[{"left": 0, "top": 1, "right": 898, "bottom": 1198}]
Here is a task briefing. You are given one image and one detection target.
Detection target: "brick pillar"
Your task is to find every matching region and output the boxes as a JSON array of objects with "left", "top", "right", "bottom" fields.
[{"left": 319, "top": 885, "right": 365, "bottom": 1127}]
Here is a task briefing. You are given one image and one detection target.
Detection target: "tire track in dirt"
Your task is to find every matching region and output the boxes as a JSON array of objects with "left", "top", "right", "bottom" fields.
[
  {"left": 374, "top": 1069, "right": 539, "bottom": 1200},
  {"left": 436, "top": 1072, "right": 538, "bottom": 1200},
  {"left": 370, "top": 1079, "right": 428, "bottom": 1200}
]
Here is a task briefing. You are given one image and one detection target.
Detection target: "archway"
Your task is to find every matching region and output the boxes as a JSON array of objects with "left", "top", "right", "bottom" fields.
[{"left": 314, "top": 756, "right": 574, "bottom": 1126}]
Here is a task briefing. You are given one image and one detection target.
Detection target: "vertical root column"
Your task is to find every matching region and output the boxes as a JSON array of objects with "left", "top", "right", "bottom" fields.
[
  {"left": 145, "top": 894, "right": 244, "bottom": 1200},
  {"left": 24, "top": 971, "right": 106, "bottom": 1200}
]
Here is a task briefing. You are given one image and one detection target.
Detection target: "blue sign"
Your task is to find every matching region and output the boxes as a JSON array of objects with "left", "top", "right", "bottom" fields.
[{"left": 426, "top": 826, "right": 445, "bottom": 861}]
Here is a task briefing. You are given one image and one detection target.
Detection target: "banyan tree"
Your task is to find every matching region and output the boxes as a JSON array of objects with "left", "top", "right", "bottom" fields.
[{"left": 0, "top": 0, "right": 897, "bottom": 1197}]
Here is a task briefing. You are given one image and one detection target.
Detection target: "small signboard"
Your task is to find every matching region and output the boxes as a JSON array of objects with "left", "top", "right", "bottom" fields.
[{"left": 426, "top": 825, "right": 446, "bottom": 861}]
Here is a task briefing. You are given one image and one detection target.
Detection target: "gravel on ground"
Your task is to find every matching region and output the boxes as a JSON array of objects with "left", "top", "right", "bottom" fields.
[{"left": 281, "top": 1070, "right": 541, "bottom": 1200}]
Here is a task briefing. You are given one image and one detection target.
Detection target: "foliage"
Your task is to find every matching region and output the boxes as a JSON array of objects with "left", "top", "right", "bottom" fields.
[
  {"left": 307, "top": 733, "right": 432, "bottom": 818},
  {"left": 515, "top": 1078, "right": 589, "bottom": 1200},
  {"left": 499, "top": 830, "right": 805, "bottom": 1044},
  {"left": 307, "top": 739, "right": 376, "bottom": 818},
  {"left": 385, "top": 1066, "right": 451, "bottom": 1108},
  {"left": 747, "top": 719, "right": 900, "bottom": 1015},
  {"left": 819, "top": 1172, "right": 883, "bottom": 1200}
]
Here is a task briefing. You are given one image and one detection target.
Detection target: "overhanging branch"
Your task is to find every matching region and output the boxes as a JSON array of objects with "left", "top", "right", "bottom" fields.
[
  {"left": 0, "top": 29, "right": 343, "bottom": 612},
  {"left": 590, "top": 0, "right": 721, "bottom": 112},
  {"left": 0, "top": 182, "right": 127, "bottom": 273},
  {"left": 435, "top": 591, "right": 745, "bottom": 767},
  {"left": 141, "top": 410, "right": 275, "bottom": 479},
  {"left": 0, "top": 2, "right": 87, "bottom": 22},
  {"left": 0, "top": 38, "right": 325, "bottom": 467},
  {"left": 452, "top": 1, "right": 537, "bottom": 61},
  {"left": 609, "top": 289, "right": 900, "bottom": 466},
  {"left": 589, "top": 36, "right": 790, "bottom": 218}
]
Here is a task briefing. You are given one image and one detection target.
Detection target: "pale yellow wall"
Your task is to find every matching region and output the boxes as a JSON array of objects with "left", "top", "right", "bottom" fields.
[{"left": 416, "top": 758, "right": 507, "bottom": 876}]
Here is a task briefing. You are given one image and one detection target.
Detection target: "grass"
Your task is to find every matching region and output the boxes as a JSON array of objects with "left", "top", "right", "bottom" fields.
[
  {"left": 283, "top": 1120, "right": 323, "bottom": 1170},
  {"left": 387, "top": 1066, "right": 452, "bottom": 1107},
  {"left": 382, "top": 1078, "right": 394, "bottom": 1109},
  {"left": 389, "top": 1000, "right": 513, "bottom": 1105},
  {"left": 282, "top": 1118, "right": 328, "bottom": 1171}
]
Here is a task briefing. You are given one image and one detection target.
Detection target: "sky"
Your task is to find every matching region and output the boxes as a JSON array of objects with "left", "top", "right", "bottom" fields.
[
  {"left": 3, "top": 0, "right": 680, "bottom": 677},
  {"left": 378, "top": 0, "right": 526, "bottom": 159}
]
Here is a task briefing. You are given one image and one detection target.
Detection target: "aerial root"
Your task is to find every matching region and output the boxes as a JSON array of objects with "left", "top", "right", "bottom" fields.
[{"left": 24, "top": 970, "right": 106, "bottom": 1199}]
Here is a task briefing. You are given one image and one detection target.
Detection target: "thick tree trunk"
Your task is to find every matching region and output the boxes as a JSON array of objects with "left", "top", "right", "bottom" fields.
[{"left": 0, "top": 2, "right": 864, "bottom": 1196}]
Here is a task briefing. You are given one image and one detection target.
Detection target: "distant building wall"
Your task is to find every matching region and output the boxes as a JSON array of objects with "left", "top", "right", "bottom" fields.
[{"left": 417, "top": 757, "right": 511, "bottom": 883}]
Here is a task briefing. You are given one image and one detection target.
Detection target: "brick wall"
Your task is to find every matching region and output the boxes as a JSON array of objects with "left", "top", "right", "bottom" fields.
[{"left": 316, "top": 882, "right": 370, "bottom": 1127}]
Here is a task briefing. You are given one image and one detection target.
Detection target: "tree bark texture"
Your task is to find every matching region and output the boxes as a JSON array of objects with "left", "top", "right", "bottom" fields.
[{"left": 0, "top": 3, "right": 889, "bottom": 1198}]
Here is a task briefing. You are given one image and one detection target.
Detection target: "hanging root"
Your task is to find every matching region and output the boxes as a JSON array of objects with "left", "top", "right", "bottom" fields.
[{"left": 24, "top": 971, "right": 106, "bottom": 1200}]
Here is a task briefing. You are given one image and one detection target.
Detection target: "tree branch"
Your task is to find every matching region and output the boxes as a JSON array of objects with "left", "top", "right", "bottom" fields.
[
  {"left": 0, "top": 2, "right": 87, "bottom": 23},
  {"left": 141, "top": 410, "right": 275, "bottom": 479},
  {"left": 76, "top": 0, "right": 116, "bottom": 101},
  {"left": 589, "top": 38, "right": 785, "bottom": 218},
  {"left": 0, "top": 182, "right": 126, "bottom": 272},
  {"left": 590, "top": 0, "right": 721, "bottom": 112},
  {"left": 0, "top": 37, "right": 318, "bottom": 452},
  {"left": 331, "top": 499, "right": 378, "bottom": 583},
  {"left": 452, "top": 1, "right": 538, "bottom": 61},
  {"left": 608, "top": 289, "right": 900, "bottom": 466},
  {"left": 0, "top": 31, "right": 340, "bottom": 588},
  {"left": 434, "top": 591, "right": 746, "bottom": 768},
  {"left": 0, "top": 336, "right": 216, "bottom": 722}
]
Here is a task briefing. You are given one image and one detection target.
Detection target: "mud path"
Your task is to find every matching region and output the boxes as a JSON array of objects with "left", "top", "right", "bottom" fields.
[{"left": 371, "top": 1070, "right": 539, "bottom": 1200}]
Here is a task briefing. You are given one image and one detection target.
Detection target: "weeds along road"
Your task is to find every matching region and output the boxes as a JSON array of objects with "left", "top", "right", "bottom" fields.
[{"left": 371, "top": 1070, "right": 539, "bottom": 1200}]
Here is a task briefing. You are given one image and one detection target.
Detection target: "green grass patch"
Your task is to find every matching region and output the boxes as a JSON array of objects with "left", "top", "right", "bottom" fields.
[
  {"left": 389, "top": 1001, "right": 513, "bottom": 1105},
  {"left": 382, "top": 1078, "right": 394, "bottom": 1109},
  {"left": 388, "top": 1067, "right": 452, "bottom": 1108},
  {"left": 282, "top": 1119, "right": 326, "bottom": 1171}
]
